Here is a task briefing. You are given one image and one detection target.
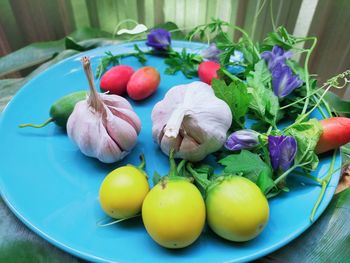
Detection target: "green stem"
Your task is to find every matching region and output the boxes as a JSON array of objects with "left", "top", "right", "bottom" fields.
[
  {"left": 298, "top": 172, "right": 322, "bottom": 184},
  {"left": 18, "top": 117, "right": 54, "bottom": 128},
  {"left": 300, "top": 37, "right": 317, "bottom": 115},
  {"left": 266, "top": 125, "right": 273, "bottom": 135},
  {"left": 137, "top": 154, "right": 146, "bottom": 170},
  {"left": 311, "top": 95, "right": 327, "bottom": 119},
  {"left": 177, "top": 159, "right": 187, "bottom": 174},
  {"left": 316, "top": 93, "right": 333, "bottom": 117},
  {"left": 280, "top": 84, "right": 327, "bottom": 109},
  {"left": 310, "top": 150, "right": 337, "bottom": 221},
  {"left": 221, "top": 68, "right": 243, "bottom": 82},
  {"left": 97, "top": 214, "right": 141, "bottom": 227},
  {"left": 168, "top": 149, "right": 178, "bottom": 178},
  {"left": 186, "top": 163, "right": 211, "bottom": 190}
]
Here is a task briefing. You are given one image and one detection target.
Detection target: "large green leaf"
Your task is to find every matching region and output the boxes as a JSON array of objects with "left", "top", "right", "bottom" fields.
[
  {"left": 68, "top": 27, "right": 112, "bottom": 41},
  {"left": 0, "top": 40, "right": 65, "bottom": 77},
  {"left": 0, "top": 50, "right": 79, "bottom": 111},
  {"left": 324, "top": 92, "right": 350, "bottom": 117},
  {"left": 0, "top": 28, "right": 114, "bottom": 77},
  {"left": 259, "top": 188, "right": 350, "bottom": 262}
]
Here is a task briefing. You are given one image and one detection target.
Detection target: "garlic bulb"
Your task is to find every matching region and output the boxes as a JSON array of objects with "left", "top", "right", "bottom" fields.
[
  {"left": 151, "top": 81, "right": 232, "bottom": 161},
  {"left": 67, "top": 57, "right": 141, "bottom": 163}
]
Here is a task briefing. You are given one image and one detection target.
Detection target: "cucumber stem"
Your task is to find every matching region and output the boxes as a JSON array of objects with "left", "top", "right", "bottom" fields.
[
  {"left": 18, "top": 117, "right": 54, "bottom": 128},
  {"left": 137, "top": 153, "right": 146, "bottom": 170}
]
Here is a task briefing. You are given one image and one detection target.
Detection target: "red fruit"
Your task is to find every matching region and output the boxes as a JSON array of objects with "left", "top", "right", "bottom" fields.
[
  {"left": 100, "top": 65, "right": 134, "bottom": 95},
  {"left": 127, "top": 67, "right": 160, "bottom": 100},
  {"left": 198, "top": 61, "right": 220, "bottom": 85},
  {"left": 316, "top": 117, "right": 350, "bottom": 154}
]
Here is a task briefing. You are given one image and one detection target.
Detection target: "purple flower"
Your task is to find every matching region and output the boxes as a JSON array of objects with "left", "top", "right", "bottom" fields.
[
  {"left": 271, "top": 62, "right": 303, "bottom": 98},
  {"left": 225, "top": 129, "right": 260, "bottom": 151},
  {"left": 201, "top": 43, "right": 222, "bottom": 62},
  {"left": 261, "top": 46, "right": 292, "bottom": 70},
  {"left": 268, "top": 135, "right": 297, "bottom": 171},
  {"left": 146, "top": 28, "right": 171, "bottom": 51},
  {"left": 261, "top": 45, "right": 303, "bottom": 98}
]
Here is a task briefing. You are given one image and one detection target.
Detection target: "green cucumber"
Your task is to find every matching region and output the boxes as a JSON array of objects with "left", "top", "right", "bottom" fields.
[{"left": 19, "top": 91, "right": 87, "bottom": 128}]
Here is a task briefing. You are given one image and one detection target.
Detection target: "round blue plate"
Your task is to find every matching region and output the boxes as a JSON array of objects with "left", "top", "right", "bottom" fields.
[{"left": 0, "top": 41, "right": 341, "bottom": 263}]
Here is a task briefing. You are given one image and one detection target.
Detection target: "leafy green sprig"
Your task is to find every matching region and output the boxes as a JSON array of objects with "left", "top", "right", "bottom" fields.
[
  {"left": 95, "top": 45, "right": 151, "bottom": 78},
  {"left": 164, "top": 48, "right": 203, "bottom": 78}
]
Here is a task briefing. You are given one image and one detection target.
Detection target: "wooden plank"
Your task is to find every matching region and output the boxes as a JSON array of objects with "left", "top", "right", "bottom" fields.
[
  {"left": 163, "top": 0, "right": 176, "bottom": 24},
  {"left": 206, "top": 0, "right": 218, "bottom": 23},
  {"left": 234, "top": 0, "right": 248, "bottom": 41},
  {"left": 136, "top": 0, "right": 145, "bottom": 24},
  {"left": 97, "top": 0, "right": 119, "bottom": 32},
  {"left": 307, "top": 0, "right": 350, "bottom": 97},
  {"left": 0, "top": 23, "right": 12, "bottom": 57},
  {"left": 144, "top": 0, "right": 155, "bottom": 27},
  {"left": 85, "top": 0, "right": 100, "bottom": 28},
  {"left": 184, "top": 0, "right": 201, "bottom": 30},
  {"left": 57, "top": 0, "right": 76, "bottom": 34},
  {"left": 0, "top": 0, "right": 25, "bottom": 52},
  {"left": 175, "top": 0, "right": 186, "bottom": 29},
  {"left": 154, "top": 0, "right": 164, "bottom": 25},
  {"left": 70, "top": 0, "right": 91, "bottom": 28},
  {"left": 227, "top": 0, "right": 239, "bottom": 40}
]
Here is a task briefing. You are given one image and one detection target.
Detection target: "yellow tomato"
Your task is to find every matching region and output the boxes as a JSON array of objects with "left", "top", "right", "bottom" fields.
[
  {"left": 99, "top": 165, "right": 149, "bottom": 219},
  {"left": 142, "top": 178, "right": 206, "bottom": 249},
  {"left": 206, "top": 176, "right": 269, "bottom": 242}
]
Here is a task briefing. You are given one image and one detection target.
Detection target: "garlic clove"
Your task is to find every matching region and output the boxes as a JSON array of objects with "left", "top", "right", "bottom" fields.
[
  {"left": 107, "top": 106, "right": 141, "bottom": 134},
  {"left": 67, "top": 101, "right": 123, "bottom": 163},
  {"left": 100, "top": 93, "right": 134, "bottom": 110},
  {"left": 104, "top": 107, "right": 138, "bottom": 151}
]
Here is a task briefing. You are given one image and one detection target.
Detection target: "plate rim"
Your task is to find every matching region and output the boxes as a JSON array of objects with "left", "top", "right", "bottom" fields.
[{"left": 0, "top": 40, "right": 342, "bottom": 263}]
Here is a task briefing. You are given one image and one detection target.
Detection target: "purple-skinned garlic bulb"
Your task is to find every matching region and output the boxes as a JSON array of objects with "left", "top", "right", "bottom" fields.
[
  {"left": 67, "top": 57, "right": 141, "bottom": 163},
  {"left": 152, "top": 81, "right": 232, "bottom": 162}
]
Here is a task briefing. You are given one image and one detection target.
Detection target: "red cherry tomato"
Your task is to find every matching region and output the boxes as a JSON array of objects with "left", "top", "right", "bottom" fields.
[{"left": 198, "top": 61, "right": 220, "bottom": 85}]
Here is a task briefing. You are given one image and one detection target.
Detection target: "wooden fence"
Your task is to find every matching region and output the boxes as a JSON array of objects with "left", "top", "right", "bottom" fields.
[{"left": 0, "top": 0, "right": 349, "bottom": 97}]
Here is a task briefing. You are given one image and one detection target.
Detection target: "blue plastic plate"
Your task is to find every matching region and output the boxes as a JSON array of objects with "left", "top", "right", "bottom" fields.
[{"left": 0, "top": 41, "right": 341, "bottom": 263}]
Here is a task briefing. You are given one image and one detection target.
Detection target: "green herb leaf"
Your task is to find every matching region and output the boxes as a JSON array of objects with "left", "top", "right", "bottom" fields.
[
  {"left": 285, "top": 119, "right": 323, "bottom": 170},
  {"left": 257, "top": 168, "right": 279, "bottom": 198},
  {"left": 219, "top": 150, "right": 272, "bottom": 183},
  {"left": 164, "top": 48, "right": 202, "bottom": 78},
  {"left": 95, "top": 51, "right": 120, "bottom": 78},
  {"left": 286, "top": 59, "right": 306, "bottom": 81},
  {"left": 247, "top": 60, "right": 279, "bottom": 126},
  {"left": 212, "top": 78, "right": 251, "bottom": 129},
  {"left": 133, "top": 44, "right": 147, "bottom": 65},
  {"left": 262, "top": 26, "right": 296, "bottom": 50},
  {"left": 324, "top": 92, "right": 350, "bottom": 117}
]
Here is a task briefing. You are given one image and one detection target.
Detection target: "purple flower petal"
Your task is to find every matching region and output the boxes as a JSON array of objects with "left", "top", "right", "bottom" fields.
[
  {"left": 225, "top": 129, "right": 260, "bottom": 151},
  {"left": 261, "top": 45, "right": 303, "bottom": 98},
  {"left": 146, "top": 29, "right": 171, "bottom": 51},
  {"left": 268, "top": 135, "right": 297, "bottom": 171},
  {"left": 261, "top": 45, "right": 292, "bottom": 70},
  {"left": 272, "top": 63, "right": 303, "bottom": 98},
  {"left": 201, "top": 43, "right": 222, "bottom": 62}
]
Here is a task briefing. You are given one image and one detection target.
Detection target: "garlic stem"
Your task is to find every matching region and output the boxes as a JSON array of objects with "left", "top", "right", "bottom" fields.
[
  {"left": 81, "top": 57, "right": 104, "bottom": 112},
  {"left": 164, "top": 107, "right": 186, "bottom": 138}
]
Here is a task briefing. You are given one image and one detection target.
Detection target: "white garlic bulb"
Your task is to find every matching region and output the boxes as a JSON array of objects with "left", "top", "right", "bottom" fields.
[
  {"left": 152, "top": 81, "right": 232, "bottom": 161},
  {"left": 67, "top": 57, "right": 141, "bottom": 163}
]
